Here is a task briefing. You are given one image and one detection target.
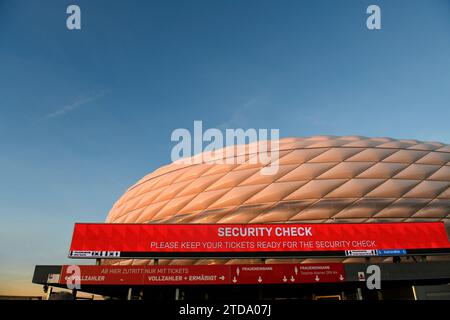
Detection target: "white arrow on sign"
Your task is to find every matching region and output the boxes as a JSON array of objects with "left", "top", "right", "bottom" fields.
[
  {"left": 315, "top": 275, "right": 320, "bottom": 282},
  {"left": 232, "top": 276, "right": 237, "bottom": 283},
  {"left": 283, "top": 276, "right": 287, "bottom": 282},
  {"left": 290, "top": 276, "right": 295, "bottom": 282},
  {"left": 358, "top": 272, "right": 365, "bottom": 281},
  {"left": 257, "top": 276, "right": 262, "bottom": 283},
  {"left": 339, "top": 274, "right": 344, "bottom": 281}
]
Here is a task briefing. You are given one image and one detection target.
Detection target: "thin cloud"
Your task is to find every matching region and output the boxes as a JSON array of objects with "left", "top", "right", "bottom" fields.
[
  {"left": 218, "top": 98, "right": 265, "bottom": 130},
  {"left": 45, "top": 90, "right": 109, "bottom": 119}
]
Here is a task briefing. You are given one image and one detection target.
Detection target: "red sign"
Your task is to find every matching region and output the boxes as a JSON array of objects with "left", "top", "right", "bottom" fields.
[
  {"left": 143, "top": 265, "right": 230, "bottom": 285},
  {"left": 60, "top": 265, "right": 144, "bottom": 285},
  {"left": 68, "top": 222, "right": 450, "bottom": 258},
  {"left": 60, "top": 265, "right": 230, "bottom": 286},
  {"left": 58, "top": 264, "right": 344, "bottom": 286},
  {"left": 229, "top": 263, "right": 344, "bottom": 284}
]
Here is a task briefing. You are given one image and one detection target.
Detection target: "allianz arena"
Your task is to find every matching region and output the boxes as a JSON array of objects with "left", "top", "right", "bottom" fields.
[{"left": 104, "top": 135, "right": 450, "bottom": 266}]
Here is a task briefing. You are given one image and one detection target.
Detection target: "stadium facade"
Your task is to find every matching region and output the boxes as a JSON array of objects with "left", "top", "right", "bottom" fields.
[
  {"left": 33, "top": 135, "right": 450, "bottom": 300},
  {"left": 104, "top": 135, "right": 450, "bottom": 265}
]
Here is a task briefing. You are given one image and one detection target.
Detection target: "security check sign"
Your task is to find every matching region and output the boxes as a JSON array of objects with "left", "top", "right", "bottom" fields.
[{"left": 68, "top": 222, "right": 450, "bottom": 259}]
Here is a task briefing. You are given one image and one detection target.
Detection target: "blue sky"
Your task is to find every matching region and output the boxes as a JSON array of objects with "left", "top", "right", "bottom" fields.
[{"left": 0, "top": 0, "right": 450, "bottom": 295}]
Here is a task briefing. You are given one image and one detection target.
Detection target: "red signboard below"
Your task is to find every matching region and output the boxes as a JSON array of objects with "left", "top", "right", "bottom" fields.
[
  {"left": 59, "top": 264, "right": 345, "bottom": 286},
  {"left": 68, "top": 222, "right": 450, "bottom": 258}
]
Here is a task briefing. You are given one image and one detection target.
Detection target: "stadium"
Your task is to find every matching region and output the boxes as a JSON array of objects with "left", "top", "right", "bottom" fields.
[{"left": 33, "top": 135, "right": 450, "bottom": 300}]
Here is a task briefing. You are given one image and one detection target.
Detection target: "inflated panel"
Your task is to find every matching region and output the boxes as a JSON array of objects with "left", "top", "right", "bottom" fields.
[{"left": 104, "top": 135, "right": 450, "bottom": 266}]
